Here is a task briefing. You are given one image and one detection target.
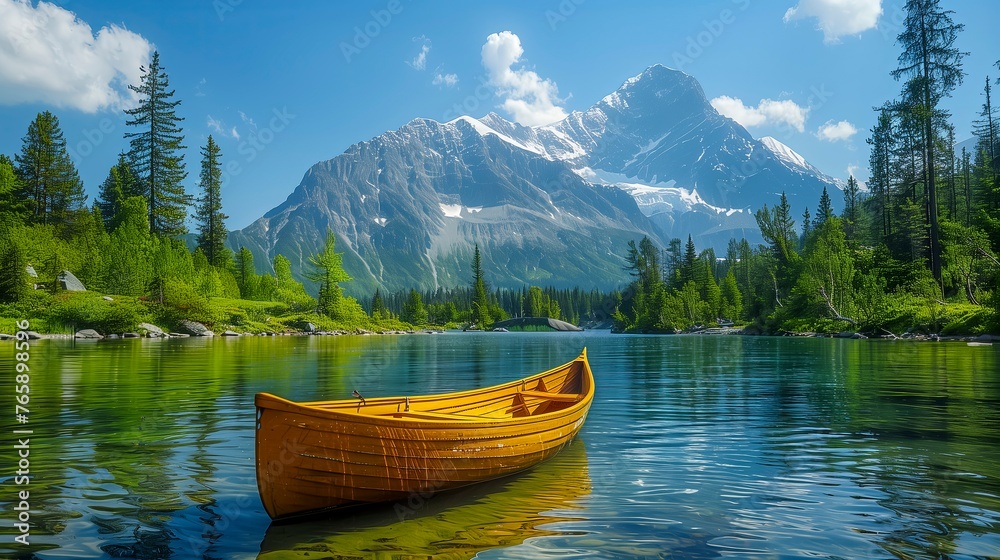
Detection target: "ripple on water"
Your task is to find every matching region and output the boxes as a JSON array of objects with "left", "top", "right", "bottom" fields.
[{"left": 1, "top": 334, "right": 998, "bottom": 559}]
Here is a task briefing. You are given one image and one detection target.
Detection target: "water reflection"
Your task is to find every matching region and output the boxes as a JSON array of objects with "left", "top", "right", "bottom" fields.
[
  {"left": 0, "top": 334, "right": 998, "bottom": 559},
  {"left": 259, "top": 438, "right": 590, "bottom": 559}
]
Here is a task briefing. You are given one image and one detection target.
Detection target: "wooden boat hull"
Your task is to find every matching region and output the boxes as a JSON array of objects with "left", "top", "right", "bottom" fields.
[{"left": 255, "top": 349, "right": 594, "bottom": 520}]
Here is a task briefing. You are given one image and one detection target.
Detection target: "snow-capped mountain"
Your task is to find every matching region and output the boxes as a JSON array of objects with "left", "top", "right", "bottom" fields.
[
  {"left": 229, "top": 64, "right": 840, "bottom": 295},
  {"left": 473, "top": 65, "right": 840, "bottom": 246}
]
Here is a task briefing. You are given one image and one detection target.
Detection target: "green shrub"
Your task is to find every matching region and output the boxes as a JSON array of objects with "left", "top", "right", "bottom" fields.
[{"left": 46, "top": 292, "right": 150, "bottom": 334}]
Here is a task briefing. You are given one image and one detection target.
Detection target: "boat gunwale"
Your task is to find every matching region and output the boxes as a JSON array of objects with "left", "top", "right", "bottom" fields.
[{"left": 255, "top": 349, "right": 594, "bottom": 427}]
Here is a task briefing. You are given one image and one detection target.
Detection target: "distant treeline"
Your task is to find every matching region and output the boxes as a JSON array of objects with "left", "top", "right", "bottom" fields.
[{"left": 376, "top": 285, "right": 621, "bottom": 327}]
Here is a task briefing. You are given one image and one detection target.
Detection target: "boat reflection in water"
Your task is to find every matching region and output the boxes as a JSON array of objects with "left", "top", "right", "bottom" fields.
[{"left": 258, "top": 438, "right": 590, "bottom": 559}]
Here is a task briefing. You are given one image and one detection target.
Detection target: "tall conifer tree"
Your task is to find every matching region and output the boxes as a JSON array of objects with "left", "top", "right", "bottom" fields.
[
  {"left": 195, "top": 135, "right": 229, "bottom": 266},
  {"left": 14, "top": 111, "right": 85, "bottom": 227},
  {"left": 891, "top": 0, "right": 966, "bottom": 282},
  {"left": 124, "top": 51, "right": 191, "bottom": 236},
  {"left": 96, "top": 153, "right": 139, "bottom": 232}
]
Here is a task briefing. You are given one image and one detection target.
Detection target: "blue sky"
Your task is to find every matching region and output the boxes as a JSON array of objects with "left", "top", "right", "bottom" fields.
[{"left": 0, "top": 0, "right": 996, "bottom": 229}]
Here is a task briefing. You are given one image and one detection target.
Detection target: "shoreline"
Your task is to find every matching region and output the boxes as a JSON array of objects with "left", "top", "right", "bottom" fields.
[{"left": 2, "top": 328, "right": 997, "bottom": 343}]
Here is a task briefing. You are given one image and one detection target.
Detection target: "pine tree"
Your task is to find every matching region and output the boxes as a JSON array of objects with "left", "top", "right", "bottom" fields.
[
  {"left": 973, "top": 76, "right": 999, "bottom": 214},
  {"left": 307, "top": 232, "right": 352, "bottom": 317},
  {"left": 843, "top": 175, "right": 861, "bottom": 241},
  {"left": 124, "top": 51, "right": 191, "bottom": 236},
  {"left": 890, "top": 0, "right": 967, "bottom": 283},
  {"left": 195, "top": 135, "right": 229, "bottom": 266},
  {"left": 681, "top": 235, "right": 697, "bottom": 285},
  {"left": 719, "top": 269, "right": 742, "bottom": 321},
  {"left": 756, "top": 192, "right": 797, "bottom": 264},
  {"left": 96, "top": 154, "right": 139, "bottom": 232},
  {"left": 868, "top": 109, "right": 894, "bottom": 241},
  {"left": 972, "top": 77, "right": 997, "bottom": 187},
  {"left": 401, "top": 289, "right": 428, "bottom": 325},
  {"left": 14, "top": 111, "right": 86, "bottom": 227},
  {"left": 235, "top": 247, "right": 258, "bottom": 299},
  {"left": 816, "top": 186, "right": 833, "bottom": 227},
  {"left": 370, "top": 288, "right": 389, "bottom": 319},
  {"left": 471, "top": 243, "right": 492, "bottom": 329},
  {"left": 801, "top": 207, "right": 812, "bottom": 243}
]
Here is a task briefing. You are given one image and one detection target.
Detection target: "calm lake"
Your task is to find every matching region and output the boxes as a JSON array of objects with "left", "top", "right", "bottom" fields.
[{"left": 1, "top": 331, "right": 999, "bottom": 559}]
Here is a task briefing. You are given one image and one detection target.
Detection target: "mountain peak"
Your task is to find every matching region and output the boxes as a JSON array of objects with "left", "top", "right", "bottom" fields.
[{"left": 759, "top": 136, "right": 839, "bottom": 187}]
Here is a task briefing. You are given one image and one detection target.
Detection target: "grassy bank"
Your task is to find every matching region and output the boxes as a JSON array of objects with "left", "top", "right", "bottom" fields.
[{"left": 0, "top": 290, "right": 416, "bottom": 336}]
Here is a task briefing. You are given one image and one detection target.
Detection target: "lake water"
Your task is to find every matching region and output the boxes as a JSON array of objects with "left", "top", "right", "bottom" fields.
[{"left": 1, "top": 331, "right": 999, "bottom": 559}]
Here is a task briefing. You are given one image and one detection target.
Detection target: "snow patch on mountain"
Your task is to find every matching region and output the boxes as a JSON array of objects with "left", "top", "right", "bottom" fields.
[{"left": 448, "top": 115, "right": 544, "bottom": 156}]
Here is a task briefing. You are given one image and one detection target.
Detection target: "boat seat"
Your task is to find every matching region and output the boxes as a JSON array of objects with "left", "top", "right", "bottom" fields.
[
  {"left": 385, "top": 411, "right": 487, "bottom": 421},
  {"left": 518, "top": 390, "right": 580, "bottom": 402}
]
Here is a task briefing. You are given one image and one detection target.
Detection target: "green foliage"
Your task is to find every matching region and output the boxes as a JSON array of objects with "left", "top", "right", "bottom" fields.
[
  {"left": 370, "top": 288, "right": 390, "bottom": 320},
  {"left": 47, "top": 292, "right": 150, "bottom": 334},
  {"left": 96, "top": 154, "right": 140, "bottom": 232},
  {"left": 719, "top": 269, "right": 742, "bottom": 321},
  {"left": 104, "top": 197, "right": 153, "bottom": 296},
  {"left": 274, "top": 254, "right": 314, "bottom": 311},
  {"left": 234, "top": 247, "right": 258, "bottom": 299},
  {"left": 307, "top": 232, "right": 352, "bottom": 317},
  {"left": 0, "top": 154, "right": 22, "bottom": 225},
  {"left": 158, "top": 277, "right": 212, "bottom": 324},
  {"left": 0, "top": 229, "right": 29, "bottom": 303},
  {"left": 400, "top": 289, "right": 428, "bottom": 325}
]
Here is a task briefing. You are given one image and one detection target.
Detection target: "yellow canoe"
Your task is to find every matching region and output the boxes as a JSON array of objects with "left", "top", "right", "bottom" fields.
[
  {"left": 258, "top": 438, "right": 590, "bottom": 559},
  {"left": 255, "top": 348, "right": 595, "bottom": 520}
]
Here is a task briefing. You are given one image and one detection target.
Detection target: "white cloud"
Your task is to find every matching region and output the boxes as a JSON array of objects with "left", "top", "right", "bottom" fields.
[
  {"left": 816, "top": 119, "right": 857, "bottom": 142},
  {"left": 0, "top": 0, "right": 153, "bottom": 112},
  {"left": 207, "top": 115, "right": 239, "bottom": 141},
  {"left": 433, "top": 72, "right": 459, "bottom": 87},
  {"left": 710, "top": 95, "right": 809, "bottom": 132},
  {"left": 481, "top": 30, "right": 567, "bottom": 127},
  {"left": 407, "top": 36, "right": 431, "bottom": 70},
  {"left": 238, "top": 110, "right": 256, "bottom": 131},
  {"left": 783, "top": 0, "right": 882, "bottom": 43},
  {"left": 409, "top": 44, "right": 430, "bottom": 70}
]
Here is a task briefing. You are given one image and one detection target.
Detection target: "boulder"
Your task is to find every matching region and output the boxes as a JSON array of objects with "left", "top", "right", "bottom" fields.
[
  {"left": 180, "top": 320, "right": 214, "bottom": 337},
  {"left": 304, "top": 322, "right": 317, "bottom": 333},
  {"left": 138, "top": 322, "right": 168, "bottom": 338},
  {"left": 75, "top": 329, "right": 103, "bottom": 339},
  {"left": 221, "top": 330, "right": 240, "bottom": 337},
  {"left": 25, "top": 264, "right": 37, "bottom": 278},
  {"left": 168, "top": 332, "right": 191, "bottom": 338},
  {"left": 123, "top": 332, "right": 141, "bottom": 338},
  {"left": 58, "top": 270, "right": 86, "bottom": 291}
]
